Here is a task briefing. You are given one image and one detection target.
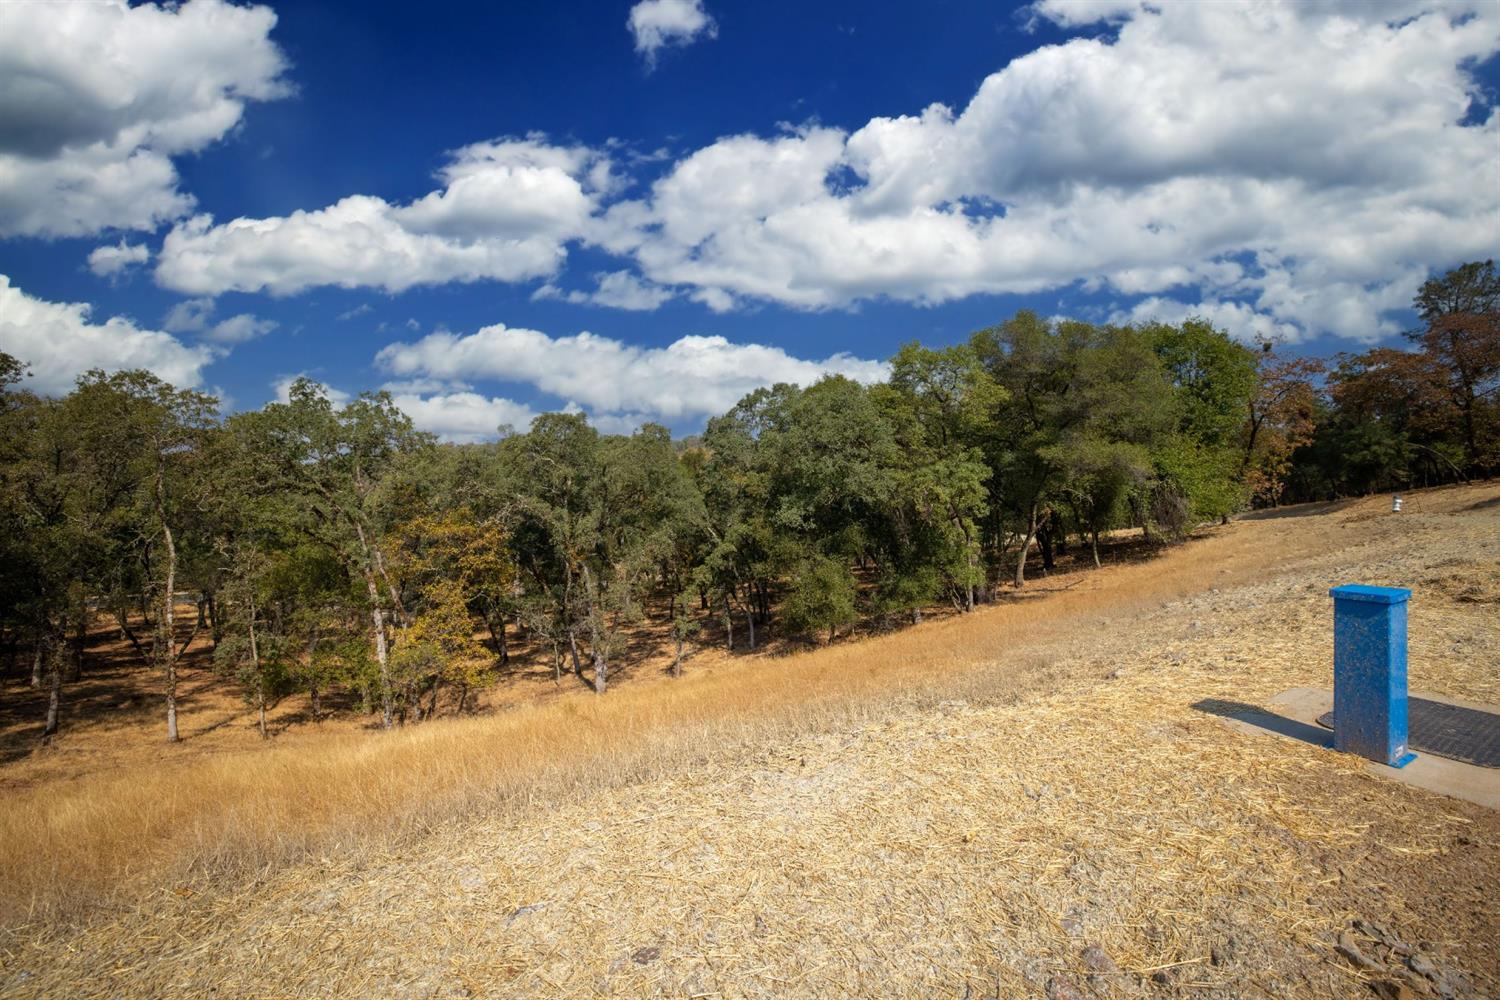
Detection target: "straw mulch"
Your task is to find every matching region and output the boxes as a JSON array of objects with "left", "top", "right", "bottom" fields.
[{"left": 4, "top": 487, "right": 1497, "bottom": 998}]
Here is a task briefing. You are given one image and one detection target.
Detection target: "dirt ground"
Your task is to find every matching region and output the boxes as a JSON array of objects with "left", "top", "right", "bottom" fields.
[{"left": 2, "top": 483, "right": 1497, "bottom": 998}]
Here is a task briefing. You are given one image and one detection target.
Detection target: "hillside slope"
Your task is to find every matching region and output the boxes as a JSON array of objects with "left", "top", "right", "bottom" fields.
[{"left": 4, "top": 484, "right": 1498, "bottom": 998}]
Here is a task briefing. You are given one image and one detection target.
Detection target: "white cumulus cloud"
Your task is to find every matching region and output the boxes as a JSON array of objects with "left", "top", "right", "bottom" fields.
[
  {"left": 205, "top": 313, "right": 277, "bottom": 344},
  {"left": 0, "top": 275, "right": 217, "bottom": 394},
  {"left": 76, "top": 0, "right": 1498, "bottom": 347},
  {"left": 154, "top": 137, "right": 611, "bottom": 296},
  {"left": 374, "top": 323, "right": 888, "bottom": 424},
  {"left": 628, "top": 0, "right": 717, "bottom": 67},
  {"left": 388, "top": 391, "right": 539, "bottom": 443},
  {"left": 0, "top": 0, "right": 288, "bottom": 238},
  {"left": 533, "top": 270, "right": 675, "bottom": 311},
  {"left": 603, "top": 0, "right": 1500, "bottom": 340},
  {"left": 160, "top": 296, "right": 276, "bottom": 343},
  {"left": 87, "top": 240, "right": 150, "bottom": 278}
]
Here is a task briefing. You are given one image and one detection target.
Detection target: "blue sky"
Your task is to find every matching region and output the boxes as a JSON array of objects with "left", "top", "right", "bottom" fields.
[{"left": 1, "top": 0, "right": 1497, "bottom": 439}]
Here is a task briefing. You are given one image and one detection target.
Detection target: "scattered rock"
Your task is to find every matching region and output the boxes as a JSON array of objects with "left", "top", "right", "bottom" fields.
[
  {"left": 631, "top": 946, "right": 660, "bottom": 965},
  {"left": 1336, "top": 930, "right": 1383, "bottom": 973},
  {"left": 1080, "top": 944, "right": 1119, "bottom": 976},
  {"left": 1106, "top": 668, "right": 1124, "bottom": 679},
  {"left": 1045, "top": 975, "right": 1087, "bottom": 1000},
  {"left": 1151, "top": 967, "right": 1179, "bottom": 987},
  {"left": 753, "top": 914, "right": 769, "bottom": 936},
  {"left": 1059, "top": 915, "right": 1083, "bottom": 937},
  {"left": 1024, "top": 782, "right": 1053, "bottom": 800},
  {"left": 1405, "top": 954, "right": 1439, "bottom": 982},
  {"left": 1367, "top": 981, "right": 1412, "bottom": 1000},
  {"left": 1355, "top": 919, "right": 1411, "bottom": 955},
  {"left": 1210, "top": 936, "right": 1238, "bottom": 966},
  {"left": 504, "top": 903, "right": 545, "bottom": 926}
]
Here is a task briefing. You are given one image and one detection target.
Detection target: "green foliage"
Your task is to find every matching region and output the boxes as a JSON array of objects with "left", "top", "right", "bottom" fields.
[
  {"left": 780, "top": 556, "right": 858, "bottom": 644},
  {"left": 10, "top": 269, "right": 1490, "bottom": 725}
]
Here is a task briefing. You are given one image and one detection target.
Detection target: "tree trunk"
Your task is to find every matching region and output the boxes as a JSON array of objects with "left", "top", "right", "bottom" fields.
[
  {"left": 457, "top": 681, "right": 469, "bottom": 715},
  {"left": 426, "top": 672, "right": 442, "bottom": 719},
  {"left": 116, "top": 608, "right": 149, "bottom": 664},
  {"left": 723, "top": 593, "right": 733, "bottom": 652},
  {"left": 372, "top": 545, "right": 410, "bottom": 630},
  {"left": 162, "top": 518, "right": 180, "bottom": 744},
  {"left": 567, "top": 627, "right": 584, "bottom": 679},
  {"left": 1014, "top": 502, "right": 1040, "bottom": 588},
  {"left": 673, "top": 634, "right": 683, "bottom": 677},
  {"left": 29, "top": 637, "right": 43, "bottom": 690},
  {"left": 65, "top": 612, "right": 85, "bottom": 683},
  {"left": 583, "top": 567, "right": 606, "bottom": 694},
  {"left": 310, "top": 684, "right": 322, "bottom": 722},
  {"left": 250, "top": 597, "right": 267, "bottom": 739},
  {"left": 368, "top": 590, "right": 393, "bottom": 729},
  {"left": 1091, "top": 528, "right": 1102, "bottom": 569},
  {"left": 964, "top": 527, "right": 977, "bottom": 612},
  {"left": 42, "top": 641, "right": 61, "bottom": 742},
  {"left": 497, "top": 616, "right": 508, "bottom": 666},
  {"left": 744, "top": 602, "right": 756, "bottom": 650},
  {"left": 207, "top": 591, "right": 222, "bottom": 647},
  {"left": 352, "top": 522, "right": 395, "bottom": 728}
]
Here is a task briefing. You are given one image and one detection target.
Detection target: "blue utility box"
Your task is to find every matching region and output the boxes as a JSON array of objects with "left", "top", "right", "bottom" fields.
[{"left": 1329, "top": 584, "right": 1416, "bottom": 768}]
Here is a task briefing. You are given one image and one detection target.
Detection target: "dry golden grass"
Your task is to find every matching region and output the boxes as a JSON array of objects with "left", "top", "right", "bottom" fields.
[
  {"left": 0, "top": 503, "right": 1324, "bottom": 925},
  {"left": 1, "top": 482, "right": 1497, "bottom": 1000}
]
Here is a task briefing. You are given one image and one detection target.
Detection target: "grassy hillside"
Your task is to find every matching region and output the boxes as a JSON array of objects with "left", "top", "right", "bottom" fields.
[{"left": 2, "top": 482, "right": 1497, "bottom": 997}]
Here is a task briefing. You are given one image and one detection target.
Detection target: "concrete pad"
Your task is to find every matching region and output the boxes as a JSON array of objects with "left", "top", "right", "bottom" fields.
[{"left": 1210, "top": 687, "right": 1500, "bottom": 811}]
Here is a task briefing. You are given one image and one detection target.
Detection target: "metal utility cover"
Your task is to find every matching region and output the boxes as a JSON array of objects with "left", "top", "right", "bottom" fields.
[{"left": 1318, "top": 697, "right": 1500, "bottom": 769}]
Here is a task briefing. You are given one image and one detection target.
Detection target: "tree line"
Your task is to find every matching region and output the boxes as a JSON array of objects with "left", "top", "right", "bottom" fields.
[{"left": 0, "top": 262, "right": 1494, "bottom": 741}]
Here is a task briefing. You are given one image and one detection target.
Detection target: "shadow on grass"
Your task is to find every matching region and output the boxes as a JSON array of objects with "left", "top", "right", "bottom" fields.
[
  {"left": 1236, "top": 499, "right": 1357, "bottom": 521},
  {"left": 1190, "top": 697, "right": 1333, "bottom": 749}
]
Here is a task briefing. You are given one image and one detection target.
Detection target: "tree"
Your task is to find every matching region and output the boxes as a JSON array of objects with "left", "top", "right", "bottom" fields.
[
  {"left": 1143, "top": 319, "right": 1258, "bottom": 529},
  {"left": 212, "top": 547, "right": 294, "bottom": 739},
  {"left": 226, "top": 380, "right": 429, "bottom": 728},
  {"left": 1409, "top": 260, "right": 1500, "bottom": 474},
  {"left": 392, "top": 579, "right": 492, "bottom": 718},
  {"left": 670, "top": 589, "right": 701, "bottom": 676},
  {"left": 1242, "top": 351, "right": 1323, "bottom": 505},
  {"left": 879, "top": 342, "right": 1002, "bottom": 612},
  {"left": 781, "top": 555, "right": 858, "bottom": 645},
  {"left": 972, "top": 313, "right": 1084, "bottom": 587},
  {"left": 503, "top": 412, "right": 606, "bottom": 689}
]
